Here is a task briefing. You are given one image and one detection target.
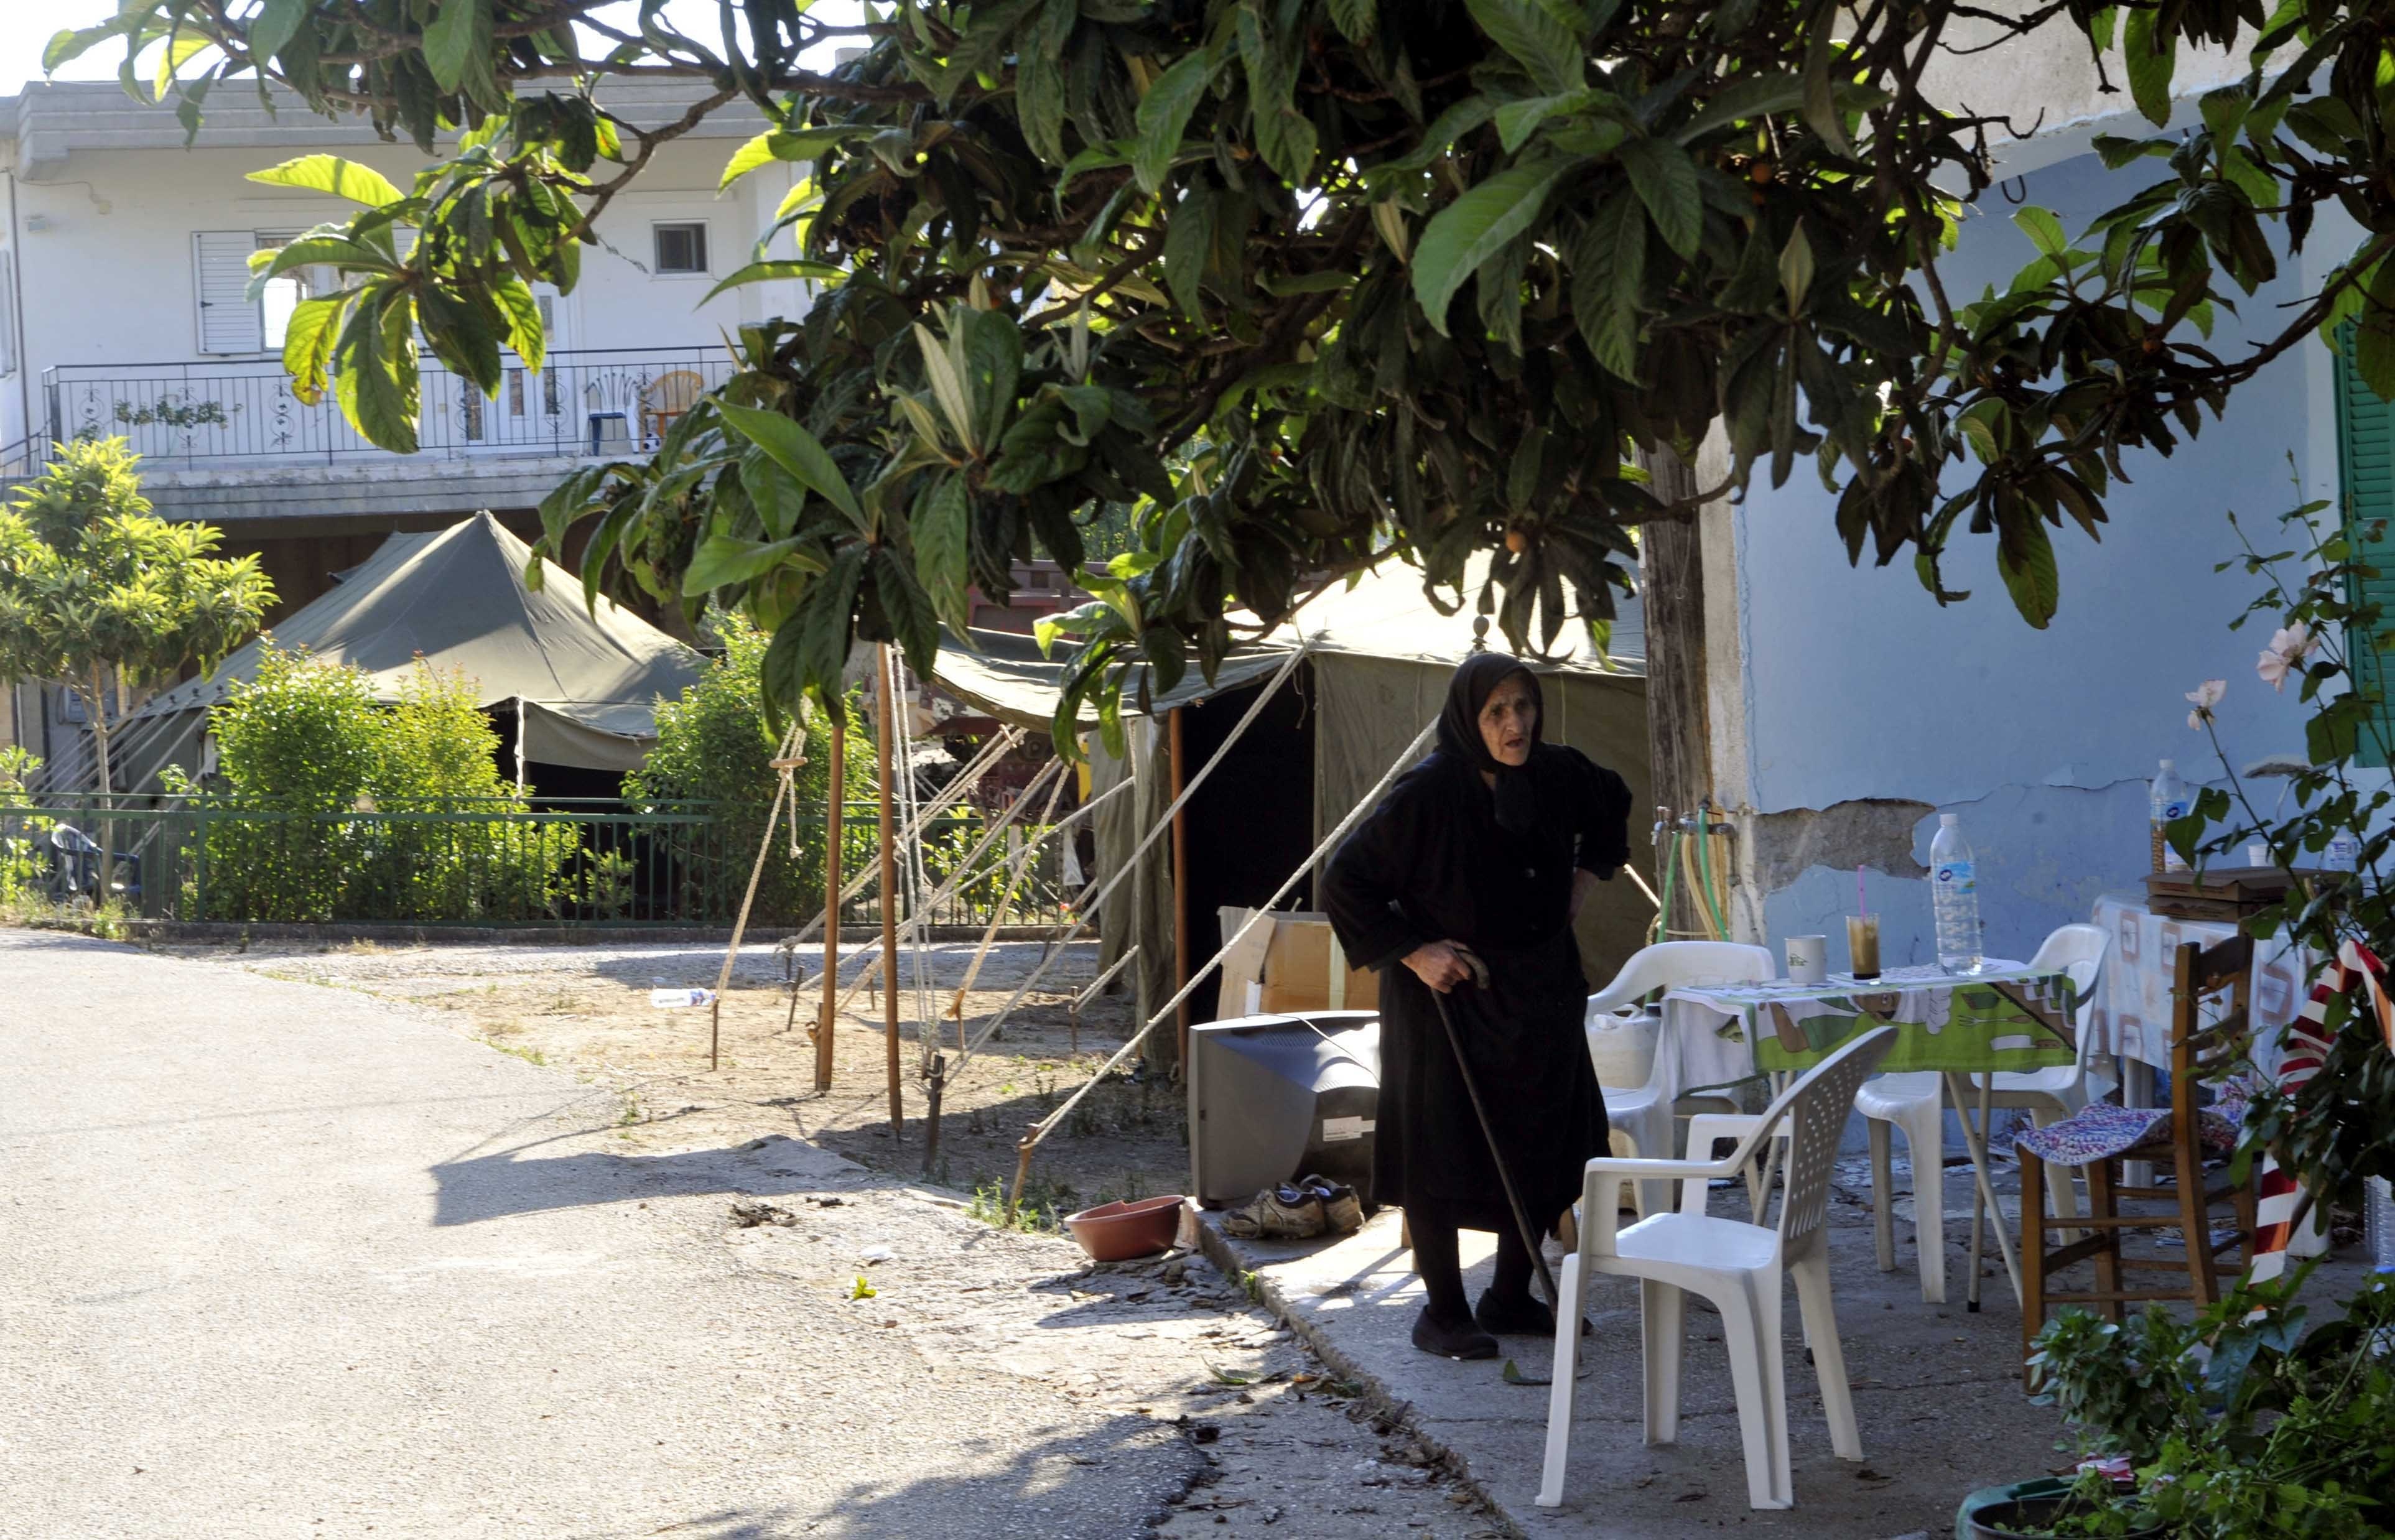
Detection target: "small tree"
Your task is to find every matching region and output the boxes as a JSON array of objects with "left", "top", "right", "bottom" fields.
[
  {"left": 626, "top": 607, "right": 869, "bottom": 923},
  {"left": 0, "top": 438, "right": 272, "bottom": 895}
]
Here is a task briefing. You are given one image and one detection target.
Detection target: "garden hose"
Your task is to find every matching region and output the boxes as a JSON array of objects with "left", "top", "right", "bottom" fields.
[{"left": 1689, "top": 813, "right": 1731, "bottom": 940}]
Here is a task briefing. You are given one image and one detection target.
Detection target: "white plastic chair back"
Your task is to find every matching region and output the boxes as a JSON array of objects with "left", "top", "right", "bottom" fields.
[
  {"left": 1587, "top": 942, "right": 1777, "bottom": 1103},
  {"left": 2025, "top": 922, "right": 2108, "bottom": 1075},
  {"left": 1742, "top": 1026, "right": 1899, "bottom": 1248},
  {"left": 1586, "top": 941, "right": 1777, "bottom": 1014}
]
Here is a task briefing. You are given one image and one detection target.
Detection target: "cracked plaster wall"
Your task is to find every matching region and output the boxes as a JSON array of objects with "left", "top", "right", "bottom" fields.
[{"left": 1724, "top": 144, "right": 2324, "bottom": 966}]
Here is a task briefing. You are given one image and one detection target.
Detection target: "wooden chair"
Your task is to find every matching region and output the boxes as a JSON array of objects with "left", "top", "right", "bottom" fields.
[
  {"left": 2017, "top": 936, "right": 2260, "bottom": 1381},
  {"left": 641, "top": 369, "right": 707, "bottom": 442}
]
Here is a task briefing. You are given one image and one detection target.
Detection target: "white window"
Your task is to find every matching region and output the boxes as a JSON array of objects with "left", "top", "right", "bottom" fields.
[
  {"left": 194, "top": 231, "right": 264, "bottom": 354},
  {"left": 194, "top": 230, "right": 335, "bottom": 355},
  {"left": 653, "top": 221, "right": 709, "bottom": 275}
]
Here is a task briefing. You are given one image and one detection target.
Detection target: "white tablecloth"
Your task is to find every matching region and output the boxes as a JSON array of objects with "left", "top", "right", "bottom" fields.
[
  {"left": 1659, "top": 997, "right": 1767, "bottom": 1098},
  {"left": 2089, "top": 890, "right": 2310, "bottom": 1073}
]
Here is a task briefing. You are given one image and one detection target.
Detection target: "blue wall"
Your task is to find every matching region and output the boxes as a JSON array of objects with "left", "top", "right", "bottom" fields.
[{"left": 1737, "top": 149, "right": 2320, "bottom": 966}]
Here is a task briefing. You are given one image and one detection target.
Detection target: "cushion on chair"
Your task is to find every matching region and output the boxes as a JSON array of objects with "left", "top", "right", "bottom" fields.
[{"left": 2012, "top": 1096, "right": 2248, "bottom": 1167}]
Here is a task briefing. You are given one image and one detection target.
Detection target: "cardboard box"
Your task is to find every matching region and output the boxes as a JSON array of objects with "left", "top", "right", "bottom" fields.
[{"left": 1214, "top": 907, "right": 1380, "bottom": 1019}]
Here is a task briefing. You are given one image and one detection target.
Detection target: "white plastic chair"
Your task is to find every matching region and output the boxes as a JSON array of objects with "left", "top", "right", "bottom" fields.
[
  {"left": 1538, "top": 1026, "right": 1897, "bottom": 1513},
  {"left": 1853, "top": 923, "right": 2111, "bottom": 1302},
  {"left": 1585, "top": 942, "right": 1777, "bottom": 1217}
]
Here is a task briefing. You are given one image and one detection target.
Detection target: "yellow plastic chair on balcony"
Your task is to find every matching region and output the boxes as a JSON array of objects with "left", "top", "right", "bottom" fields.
[{"left": 641, "top": 370, "right": 707, "bottom": 443}]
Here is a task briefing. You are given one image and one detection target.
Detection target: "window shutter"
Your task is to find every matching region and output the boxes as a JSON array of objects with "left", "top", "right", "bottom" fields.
[
  {"left": 2334, "top": 340, "right": 2395, "bottom": 766},
  {"left": 193, "top": 231, "right": 263, "bottom": 355}
]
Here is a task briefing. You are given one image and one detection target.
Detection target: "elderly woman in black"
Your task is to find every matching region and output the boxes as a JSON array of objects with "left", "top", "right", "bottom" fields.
[{"left": 1321, "top": 652, "right": 1631, "bottom": 1360}]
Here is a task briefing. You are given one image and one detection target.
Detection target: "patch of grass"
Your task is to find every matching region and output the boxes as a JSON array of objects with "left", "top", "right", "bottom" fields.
[
  {"left": 964, "top": 1176, "right": 1076, "bottom": 1235},
  {"left": 484, "top": 1039, "right": 547, "bottom": 1067},
  {"left": 0, "top": 893, "right": 133, "bottom": 939},
  {"left": 616, "top": 1091, "right": 643, "bottom": 1126}
]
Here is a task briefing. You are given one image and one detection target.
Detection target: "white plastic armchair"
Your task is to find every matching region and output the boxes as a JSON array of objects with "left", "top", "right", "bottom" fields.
[
  {"left": 1585, "top": 942, "right": 1777, "bottom": 1218},
  {"left": 1538, "top": 1026, "right": 1898, "bottom": 1513},
  {"left": 1853, "top": 922, "right": 2110, "bottom": 1303}
]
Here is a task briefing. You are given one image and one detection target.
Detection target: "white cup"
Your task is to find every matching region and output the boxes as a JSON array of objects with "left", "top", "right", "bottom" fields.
[
  {"left": 2246, "top": 843, "right": 2271, "bottom": 868},
  {"left": 1785, "top": 934, "right": 1829, "bottom": 986}
]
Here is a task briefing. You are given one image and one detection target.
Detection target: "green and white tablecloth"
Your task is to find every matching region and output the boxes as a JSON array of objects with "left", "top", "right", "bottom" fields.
[{"left": 1666, "top": 961, "right": 2080, "bottom": 1075}]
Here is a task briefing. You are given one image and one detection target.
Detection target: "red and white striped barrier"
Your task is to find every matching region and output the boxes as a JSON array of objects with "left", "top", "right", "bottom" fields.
[{"left": 2249, "top": 940, "right": 2393, "bottom": 1283}]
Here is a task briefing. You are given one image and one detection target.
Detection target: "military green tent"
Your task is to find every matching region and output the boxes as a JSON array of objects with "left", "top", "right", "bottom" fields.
[
  {"left": 926, "top": 556, "right": 1653, "bottom": 1046},
  {"left": 118, "top": 511, "right": 705, "bottom": 789}
]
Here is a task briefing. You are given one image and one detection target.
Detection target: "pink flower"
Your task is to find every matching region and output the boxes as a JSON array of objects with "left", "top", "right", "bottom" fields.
[
  {"left": 2257, "top": 621, "right": 2318, "bottom": 693},
  {"left": 2187, "top": 679, "right": 2226, "bottom": 731}
]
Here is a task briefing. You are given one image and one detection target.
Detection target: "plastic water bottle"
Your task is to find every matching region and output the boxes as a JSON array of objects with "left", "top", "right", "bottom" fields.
[
  {"left": 2149, "top": 759, "right": 2190, "bottom": 873},
  {"left": 2328, "top": 831, "right": 2363, "bottom": 872},
  {"left": 649, "top": 987, "right": 716, "bottom": 1008},
  {"left": 1930, "top": 814, "right": 1983, "bottom": 975}
]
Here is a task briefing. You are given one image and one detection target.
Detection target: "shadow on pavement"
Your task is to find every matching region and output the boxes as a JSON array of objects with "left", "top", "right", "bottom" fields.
[
  {"left": 805, "top": 1405, "right": 1201, "bottom": 1539},
  {"left": 429, "top": 1138, "right": 855, "bottom": 1226}
]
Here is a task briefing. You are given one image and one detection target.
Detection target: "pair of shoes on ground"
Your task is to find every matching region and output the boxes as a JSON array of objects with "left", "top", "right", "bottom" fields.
[
  {"left": 1411, "top": 1290, "right": 1592, "bottom": 1360},
  {"left": 1222, "top": 1173, "right": 1364, "bottom": 1240}
]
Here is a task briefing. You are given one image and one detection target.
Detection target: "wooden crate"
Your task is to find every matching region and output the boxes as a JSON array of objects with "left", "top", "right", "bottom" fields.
[{"left": 2142, "top": 865, "right": 2317, "bottom": 922}]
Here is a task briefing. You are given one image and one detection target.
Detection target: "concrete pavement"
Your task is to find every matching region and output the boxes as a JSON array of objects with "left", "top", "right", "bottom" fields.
[{"left": 0, "top": 930, "right": 1200, "bottom": 1539}]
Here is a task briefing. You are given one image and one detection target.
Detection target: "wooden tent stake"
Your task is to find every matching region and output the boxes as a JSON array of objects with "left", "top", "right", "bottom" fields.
[
  {"left": 877, "top": 645, "right": 903, "bottom": 1143},
  {"left": 921, "top": 1053, "right": 946, "bottom": 1179},
  {"left": 815, "top": 709, "right": 844, "bottom": 1091},
  {"left": 708, "top": 726, "right": 797, "bottom": 1072}
]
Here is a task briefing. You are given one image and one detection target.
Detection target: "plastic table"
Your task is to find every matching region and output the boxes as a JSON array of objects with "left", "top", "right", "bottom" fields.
[{"left": 1667, "top": 961, "right": 2080, "bottom": 1306}]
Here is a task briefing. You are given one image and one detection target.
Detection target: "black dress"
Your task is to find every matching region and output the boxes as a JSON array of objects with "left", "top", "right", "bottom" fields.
[{"left": 1321, "top": 743, "right": 1629, "bottom": 1229}]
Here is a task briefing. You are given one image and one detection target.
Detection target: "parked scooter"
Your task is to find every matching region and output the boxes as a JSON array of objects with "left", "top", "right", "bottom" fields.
[{"left": 47, "top": 824, "right": 140, "bottom": 905}]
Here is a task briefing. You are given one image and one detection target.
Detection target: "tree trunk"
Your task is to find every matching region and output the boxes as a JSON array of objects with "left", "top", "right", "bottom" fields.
[
  {"left": 88, "top": 666, "right": 114, "bottom": 908},
  {"left": 1639, "top": 448, "right": 1709, "bottom": 941}
]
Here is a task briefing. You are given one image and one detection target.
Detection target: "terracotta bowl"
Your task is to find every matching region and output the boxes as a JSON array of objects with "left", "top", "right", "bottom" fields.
[{"left": 1063, "top": 1195, "right": 1186, "bottom": 1263}]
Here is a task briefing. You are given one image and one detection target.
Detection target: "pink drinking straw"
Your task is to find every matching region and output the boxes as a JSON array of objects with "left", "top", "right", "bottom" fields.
[{"left": 1856, "top": 864, "right": 1867, "bottom": 916}]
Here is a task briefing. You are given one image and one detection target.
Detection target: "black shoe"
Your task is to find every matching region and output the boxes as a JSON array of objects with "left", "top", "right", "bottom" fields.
[
  {"left": 1411, "top": 1304, "right": 1500, "bottom": 1360},
  {"left": 1475, "top": 1287, "right": 1591, "bottom": 1337}
]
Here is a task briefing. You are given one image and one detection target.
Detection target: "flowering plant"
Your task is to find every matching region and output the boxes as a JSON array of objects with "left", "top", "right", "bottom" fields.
[{"left": 2172, "top": 477, "right": 2395, "bottom": 1247}]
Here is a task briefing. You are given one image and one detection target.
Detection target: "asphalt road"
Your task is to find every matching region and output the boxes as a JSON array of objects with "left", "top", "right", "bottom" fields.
[{"left": 0, "top": 930, "right": 1199, "bottom": 1539}]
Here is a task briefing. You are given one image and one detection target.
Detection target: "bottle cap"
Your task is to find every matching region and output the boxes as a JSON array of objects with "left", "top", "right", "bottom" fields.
[
  {"left": 1939, "top": 813, "right": 1958, "bottom": 827},
  {"left": 2159, "top": 758, "right": 2175, "bottom": 771}
]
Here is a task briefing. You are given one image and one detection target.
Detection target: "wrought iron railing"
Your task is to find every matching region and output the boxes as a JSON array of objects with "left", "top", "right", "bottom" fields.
[{"left": 34, "top": 346, "right": 733, "bottom": 468}]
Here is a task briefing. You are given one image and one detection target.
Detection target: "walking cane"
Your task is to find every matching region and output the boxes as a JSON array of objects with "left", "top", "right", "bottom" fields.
[{"left": 1427, "top": 945, "right": 1562, "bottom": 1309}]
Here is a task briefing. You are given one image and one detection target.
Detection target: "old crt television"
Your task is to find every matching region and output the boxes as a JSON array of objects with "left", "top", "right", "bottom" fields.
[{"left": 1188, "top": 1011, "right": 1380, "bottom": 1207}]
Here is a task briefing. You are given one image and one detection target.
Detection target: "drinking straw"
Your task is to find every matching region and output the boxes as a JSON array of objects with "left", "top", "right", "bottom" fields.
[{"left": 1856, "top": 863, "right": 1867, "bottom": 916}]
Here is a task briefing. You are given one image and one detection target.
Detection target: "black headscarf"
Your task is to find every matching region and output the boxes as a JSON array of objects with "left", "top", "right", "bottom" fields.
[{"left": 1437, "top": 652, "right": 1544, "bottom": 836}]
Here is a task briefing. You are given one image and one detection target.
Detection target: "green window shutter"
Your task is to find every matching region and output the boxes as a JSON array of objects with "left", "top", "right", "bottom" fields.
[{"left": 2333, "top": 336, "right": 2395, "bottom": 767}]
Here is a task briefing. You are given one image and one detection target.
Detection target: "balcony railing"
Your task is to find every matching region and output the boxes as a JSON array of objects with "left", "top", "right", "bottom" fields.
[{"left": 34, "top": 346, "right": 733, "bottom": 470}]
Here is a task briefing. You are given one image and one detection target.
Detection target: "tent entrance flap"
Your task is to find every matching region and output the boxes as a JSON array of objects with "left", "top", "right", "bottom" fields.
[{"left": 516, "top": 701, "right": 658, "bottom": 774}]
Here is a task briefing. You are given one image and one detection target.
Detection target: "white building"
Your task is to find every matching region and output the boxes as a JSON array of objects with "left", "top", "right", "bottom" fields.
[{"left": 0, "top": 78, "right": 807, "bottom": 761}]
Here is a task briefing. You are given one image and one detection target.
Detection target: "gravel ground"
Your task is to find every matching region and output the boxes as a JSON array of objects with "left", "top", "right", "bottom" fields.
[
  {"left": 187, "top": 937, "right": 1191, "bottom": 1214},
  {"left": 2, "top": 931, "right": 1493, "bottom": 1539}
]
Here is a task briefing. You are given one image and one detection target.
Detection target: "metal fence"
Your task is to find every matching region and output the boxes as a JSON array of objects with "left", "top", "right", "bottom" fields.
[
  {"left": 0, "top": 794, "right": 1074, "bottom": 930},
  {"left": 34, "top": 346, "right": 735, "bottom": 469}
]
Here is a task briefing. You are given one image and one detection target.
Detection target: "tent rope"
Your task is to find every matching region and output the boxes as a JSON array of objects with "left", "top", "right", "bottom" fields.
[
  {"left": 959, "top": 641, "right": 1314, "bottom": 1071},
  {"left": 822, "top": 755, "right": 1071, "bottom": 1018},
  {"left": 948, "top": 759, "right": 1073, "bottom": 1022},
  {"left": 1008, "top": 713, "right": 1438, "bottom": 1210},
  {"left": 707, "top": 718, "right": 804, "bottom": 1071},
  {"left": 783, "top": 725, "right": 1024, "bottom": 950}
]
